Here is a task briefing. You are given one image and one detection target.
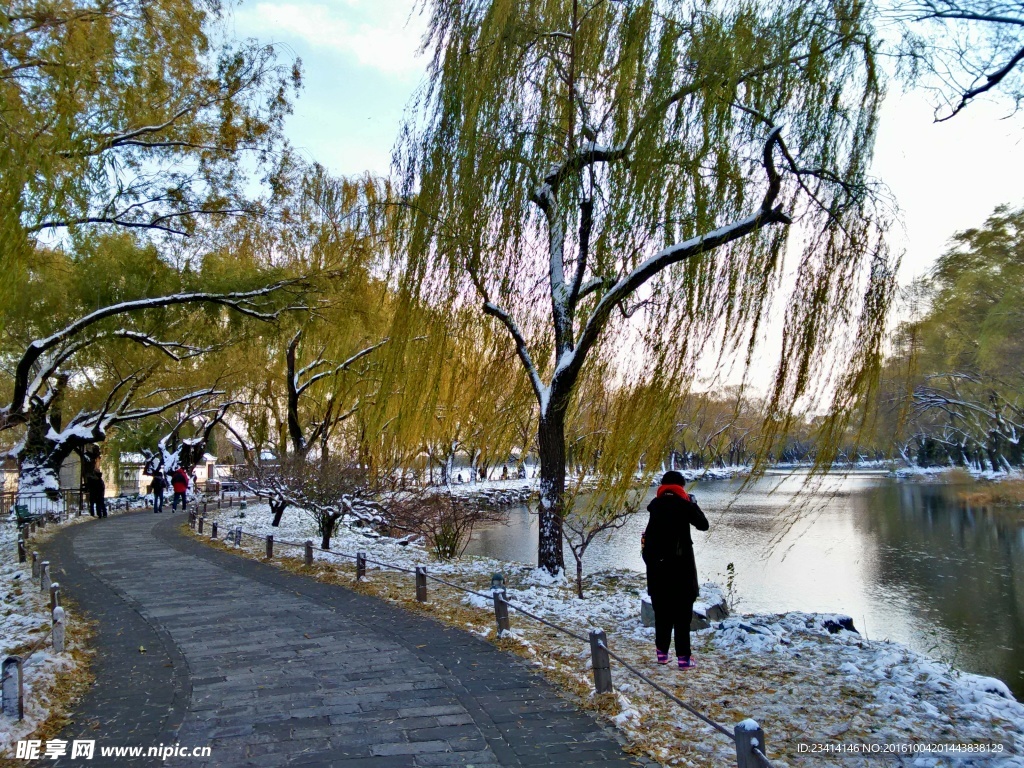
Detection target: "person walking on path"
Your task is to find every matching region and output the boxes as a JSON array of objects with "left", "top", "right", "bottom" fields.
[
  {"left": 170, "top": 467, "right": 189, "bottom": 513},
  {"left": 642, "top": 470, "right": 708, "bottom": 669},
  {"left": 149, "top": 471, "right": 167, "bottom": 513},
  {"left": 87, "top": 471, "right": 107, "bottom": 518}
]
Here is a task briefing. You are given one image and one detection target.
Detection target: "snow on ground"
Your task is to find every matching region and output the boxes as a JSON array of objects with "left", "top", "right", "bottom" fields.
[
  {"left": 206, "top": 502, "right": 1024, "bottom": 768},
  {"left": 894, "top": 466, "right": 1024, "bottom": 482},
  {"left": 0, "top": 519, "right": 77, "bottom": 751}
]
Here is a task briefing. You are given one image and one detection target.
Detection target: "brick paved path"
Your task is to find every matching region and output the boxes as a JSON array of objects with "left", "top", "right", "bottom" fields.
[{"left": 44, "top": 513, "right": 654, "bottom": 768}]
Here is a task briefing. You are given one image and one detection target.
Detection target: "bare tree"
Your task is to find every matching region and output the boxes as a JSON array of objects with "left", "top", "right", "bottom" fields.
[
  {"left": 899, "top": 0, "right": 1024, "bottom": 120},
  {"left": 562, "top": 497, "right": 643, "bottom": 599},
  {"left": 388, "top": 492, "right": 507, "bottom": 561}
]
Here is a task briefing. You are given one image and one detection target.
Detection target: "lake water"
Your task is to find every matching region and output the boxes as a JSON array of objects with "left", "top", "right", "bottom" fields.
[{"left": 464, "top": 472, "right": 1024, "bottom": 698}]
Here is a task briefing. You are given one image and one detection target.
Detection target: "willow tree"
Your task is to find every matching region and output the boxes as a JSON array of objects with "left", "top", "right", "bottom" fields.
[
  {"left": 0, "top": 0, "right": 299, "bottom": 315},
  {"left": 397, "top": 0, "right": 895, "bottom": 573}
]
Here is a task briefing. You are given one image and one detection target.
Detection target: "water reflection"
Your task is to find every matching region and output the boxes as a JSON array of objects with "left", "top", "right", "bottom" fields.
[{"left": 463, "top": 473, "right": 1024, "bottom": 698}]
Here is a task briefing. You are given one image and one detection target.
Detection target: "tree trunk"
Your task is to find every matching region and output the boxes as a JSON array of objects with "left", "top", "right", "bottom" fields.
[
  {"left": 271, "top": 500, "right": 287, "bottom": 527},
  {"left": 16, "top": 402, "right": 63, "bottom": 506},
  {"left": 537, "top": 408, "right": 566, "bottom": 574}
]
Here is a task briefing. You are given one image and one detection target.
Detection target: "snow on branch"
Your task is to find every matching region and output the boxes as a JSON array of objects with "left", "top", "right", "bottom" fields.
[{"left": 2, "top": 279, "right": 309, "bottom": 428}]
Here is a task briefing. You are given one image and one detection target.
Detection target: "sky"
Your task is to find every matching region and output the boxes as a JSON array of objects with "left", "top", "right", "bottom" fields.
[{"left": 231, "top": 0, "right": 1024, "bottom": 287}]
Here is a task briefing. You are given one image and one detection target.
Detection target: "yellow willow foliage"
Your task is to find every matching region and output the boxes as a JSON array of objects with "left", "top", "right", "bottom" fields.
[
  {"left": 395, "top": 0, "right": 898, "bottom": 511},
  {"left": 0, "top": 0, "right": 299, "bottom": 321},
  {"left": 356, "top": 297, "right": 536, "bottom": 480}
]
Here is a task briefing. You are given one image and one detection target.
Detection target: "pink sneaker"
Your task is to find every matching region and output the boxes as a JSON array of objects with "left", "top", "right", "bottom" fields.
[
  {"left": 656, "top": 650, "right": 669, "bottom": 665},
  {"left": 678, "top": 655, "right": 696, "bottom": 670}
]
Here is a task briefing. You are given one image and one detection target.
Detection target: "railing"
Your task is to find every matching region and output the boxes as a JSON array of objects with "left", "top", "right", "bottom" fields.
[
  {"left": 188, "top": 510, "right": 773, "bottom": 768},
  {"left": 0, "top": 490, "right": 85, "bottom": 521}
]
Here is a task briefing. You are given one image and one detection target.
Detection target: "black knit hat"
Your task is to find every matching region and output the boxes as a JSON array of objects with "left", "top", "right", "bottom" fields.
[{"left": 661, "top": 470, "right": 685, "bottom": 486}]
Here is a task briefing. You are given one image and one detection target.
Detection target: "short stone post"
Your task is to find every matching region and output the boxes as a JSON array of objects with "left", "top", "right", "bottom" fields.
[
  {"left": 2, "top": 656, "right": 24, "bottom": 720},
  {"left": 734, "top": 720, "right": 767, "bottom": 768},
  {"left": 17, "top": 538, "right": 26, "bottom": 563},
  {"left": 31, "top": 552, "right": 39, "bottom": 578},
  {"left": 415, "top": 566, "right": 428, "bottom": 602},
  {"left": 265, "top": 535, "right": 273, "bottom": 558},
  {"left": 197, "top": 516, "right": 204, "bottom": 534},
  {"left": 51, "top": 607, "right": 66, "bottom": 653},
  {"left": 589, "top": 629, "right": 613, "bottom": 694},
  {"left": 493, "top": 590, "right": 510, "bottom": 635},
  {"left": 50, "top": 582, "right": 60, "bottom": 610},
  {"left": 211, "top": 521, "right": 218, "bottom": 539},
  {"left": 356, "top": 552, "right": 366, "bottom": 581},
  {"left": 40, "top": 561, "right": 51, "bottom": 593},
  {"left": 217, "top": 496, "right": 222, "bottom": 510},
  {"left": 304, "top": 541, "right": 313, "bottom": 567}
]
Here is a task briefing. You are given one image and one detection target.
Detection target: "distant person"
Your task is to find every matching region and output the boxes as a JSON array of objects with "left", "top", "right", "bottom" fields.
[
  {"left": 149, "top": 471, "right": 166, "bottom": 514},
  {"left": 87, "top": 471, "right": 107, "bottom": 518},
  {"left": 642, "top": 470, "right": 708, "bottom": 669},
  {"left": 170, "top": 467, "right": 189, "bottom": 513}
]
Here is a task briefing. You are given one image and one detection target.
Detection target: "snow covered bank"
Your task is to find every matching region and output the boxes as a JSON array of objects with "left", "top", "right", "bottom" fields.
[
  {"left": 199, "top": 503, "right": 1024, "bottom": 767},
  {"left": 0, "top": 519, "right": 86, "bottom": 753}
]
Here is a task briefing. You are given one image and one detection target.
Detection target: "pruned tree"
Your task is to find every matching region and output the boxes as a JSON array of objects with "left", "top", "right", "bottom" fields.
[
  {"left": 387, "top": 492, "right": 507, "bottom": 561},
  {"left": 563, "top": 499, "right": 642, "bottom": 599},
  {"left": 898, "top": 0, "right": 1024, "bottom": 120},
  {"left": 397, "top": 0, "right": 895, "bottom": 572}
]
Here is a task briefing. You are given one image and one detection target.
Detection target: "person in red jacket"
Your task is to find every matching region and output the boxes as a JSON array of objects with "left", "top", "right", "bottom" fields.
[
  {"left": 170, "top": 467, "right": 189, "bottom": 513},
  {"left": 642, "top": 470, "right": 709, "bottom": 670}
]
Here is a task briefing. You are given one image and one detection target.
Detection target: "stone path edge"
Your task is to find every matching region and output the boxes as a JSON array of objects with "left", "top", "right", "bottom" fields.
[{"left": 158, "top": 518, "right": 648, "bottom": 765}]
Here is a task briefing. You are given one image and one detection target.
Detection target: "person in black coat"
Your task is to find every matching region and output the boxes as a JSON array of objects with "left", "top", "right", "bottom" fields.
[
  {"left": 150, "top": 471, "right": 166, "bottom": 514},
  {"left": 87, "top": 471, "right": 107, "bottom": 518},
  {"left": 642, "top": 470, "right": 709, "bottom": 669}
]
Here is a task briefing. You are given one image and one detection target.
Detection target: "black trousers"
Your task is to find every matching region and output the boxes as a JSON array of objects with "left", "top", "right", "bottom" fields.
[
  {"left": 89, "top": 494, "right": 107, "bottom": 518},
  {"left": 650, "top": 591, "right": 694, "bottom": 657}
]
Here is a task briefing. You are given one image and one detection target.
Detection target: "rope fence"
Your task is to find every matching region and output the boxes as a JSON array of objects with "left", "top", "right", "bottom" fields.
[{"left": 196, "top": 509, "right": 774, "bottom": 768}]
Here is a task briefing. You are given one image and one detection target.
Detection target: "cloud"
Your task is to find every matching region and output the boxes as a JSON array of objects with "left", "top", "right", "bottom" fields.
[{"left": 236, "top": 0, "right": 427, "bottom": 77}]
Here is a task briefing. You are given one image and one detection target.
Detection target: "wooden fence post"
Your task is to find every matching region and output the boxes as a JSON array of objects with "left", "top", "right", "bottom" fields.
[
  {"left": 17, "top": 538, "right": 26, "bottom": 563},
  {"left": 734, "top": 720, "right": 766, "bottom": 768},
  {"left": 493, "top": 589, "right": 510, "bottom": 635},
  {"left": 304, "top": 541, "right": 313, "bottom": 567},
  {"left": 1, "top": 656, "right": 24, "bottom": 719},
  {"left": 31, "top": 552, "right": 39, "bottom": 578},
  {"left": 211, "top": 521, "right": 218, "bottom": 539},
  {"left": 356, "top": 552, "right": 366, "bottom": 580},
  {"left": 265, "top": 535, "right": 273, "bottom": 558},
  {"left": 415, "top": 567, "right": 427, "bottom": 602},
  {"left": 197, "top": 516, "right": 204, "bottom": 534},
  {"left": 52, "top": 607, "right": 66, "bottom": 653},
  {"left": 40, "top": 561, "right": 50, "bottom": 593},
  {"left": 589, "top": 629, "right": 613, "bottom": 694},
  {"left": 50, "top": 582, "right": 60, "bottom": 611}
]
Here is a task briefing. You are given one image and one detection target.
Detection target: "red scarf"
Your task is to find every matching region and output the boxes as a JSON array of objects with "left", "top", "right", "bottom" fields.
[{"left": 656, "top": 484, "right": 690, "bottom": 501}]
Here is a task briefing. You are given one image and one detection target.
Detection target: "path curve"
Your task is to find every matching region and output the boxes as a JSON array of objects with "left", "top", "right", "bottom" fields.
[{"left": 44, "top": 512, "right": 653, "bottom": 768}]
